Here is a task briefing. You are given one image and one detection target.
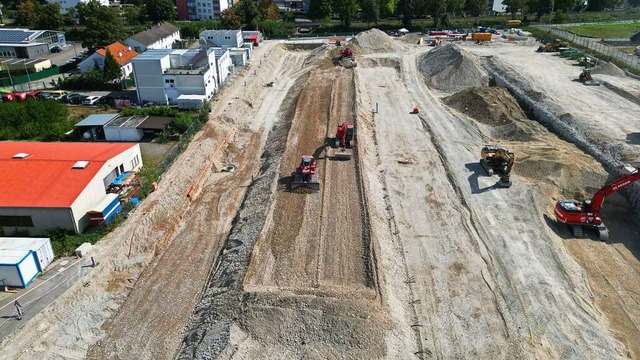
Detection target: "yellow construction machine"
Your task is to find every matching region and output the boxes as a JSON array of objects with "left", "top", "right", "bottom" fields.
[
  {"left": 536, "top": 39, "right": 569, "bottom": 53},
  {"left": 480, "top": 145, "right": 515, "bottom": 188}
]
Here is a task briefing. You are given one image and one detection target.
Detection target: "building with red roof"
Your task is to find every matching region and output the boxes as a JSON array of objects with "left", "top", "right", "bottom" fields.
[
  {"left": 0, "top": 142, "right": 142, "bottom": 235},
  {"left": 78, "top": 42, "right": 139, "bottom": 79}
]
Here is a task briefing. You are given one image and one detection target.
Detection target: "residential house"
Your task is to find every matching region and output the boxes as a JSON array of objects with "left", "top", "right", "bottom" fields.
[
  {"left": 124, "top": 22, "right": 181, "bottom": 53},
  {"left": 131, "top": 48, "right": 219, "bottom": 106},
  {"left": 0, "top": 28, "right": 65, "bottom": 59},
  {"left": 176, "top": 0, "right": 229, "bottom": 21},
  {"left": 78, "top": 42, "right": 139, "bottom": 79},
  {"left": 200, "top": 29, "right": 243, "bottom": 48},
  {"left": 0, "top": 142, "right": 142, "bottom": 235},
  {"left": 46, "top": 0, "right": 109, "bottom": 14}
]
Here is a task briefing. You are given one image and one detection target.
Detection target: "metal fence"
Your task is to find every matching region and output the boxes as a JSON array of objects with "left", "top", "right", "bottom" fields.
[
  {"left": 535, "top": 24, "right": 640, "bottom": 71},
  {"left": 153, "top": 110, "right": 208, "bottom": 178}
]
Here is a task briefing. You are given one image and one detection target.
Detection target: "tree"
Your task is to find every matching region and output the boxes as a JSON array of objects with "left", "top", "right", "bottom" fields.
[
  {"left": 237, "top": 0, "right": 259, "bottom": 27},
  {"left": 142, "top": 0, "right": 176, "bottom": 23},
  {"left": 36, "top": 3, "right": 64, "bottom": 30},
  {"left": 333, "top": 0, "right": 358, "bottom": 27},
  {"left": 77, "top": 1, "right": 124, "bottom": 50},
  {"left": 447, "top": 0, "right": 465, "bottom": 15},
  {"left": 396, "top": 0, "right": 414, "bottom": 28},
  {"left": 378, "top": 0, "right": 397, "bottom": 18},
  {"left": 63, "top": 7, "right": 79, "bottom": 26},
  {"left": 220, "top": 8, "right": 242, "bottom": 28},
  {"left": 503, "top": 0, "right": 524, "bottom": 18},
  {"left": 15, "top": 0, "right": 39, "bottom": 27},
  {"left": 122, "top": 5, "right": 143, "bottom": 25},
  {"left": 103, "top": 49, "right": 122, "bottom": 81},
  {"left": 258, "top": 0, "right": 279, "bottom": 20},
  {"left": 464, "top": 0, "right": 486, "bottom": 16},
  {"left": 308, "top": 0, "right": 333, "bottom": 20},
  {"left": 360, "top": 0, "right": 380, "bottom": 24}
]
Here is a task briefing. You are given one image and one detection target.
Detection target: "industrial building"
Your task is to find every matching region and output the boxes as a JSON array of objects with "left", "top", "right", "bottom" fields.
[
  {"left": 131, "top": 48, "right": 219, "bottom": 106},
  {"left": 75, "top": 113, "right": 173, "bottom": 141},
  {"left": 0, "top": 238, "right": 54, "bottom": 274},
  {"left": 0, "top": 28, "right": 66, "bottom": 60},
  {"left": 0, "top": 142, "right": 143, "bottom": 235},
  {"left": 200, "top": 29, "right": 244, "bottom": 48},
  {"left": 124, "top": 22, "right": 181, "bottom": 53}
]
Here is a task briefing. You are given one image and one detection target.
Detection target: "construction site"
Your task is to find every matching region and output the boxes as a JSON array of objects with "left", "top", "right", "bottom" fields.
[{"left": 2, "top": 29, "right": 640, "bottom": 360}]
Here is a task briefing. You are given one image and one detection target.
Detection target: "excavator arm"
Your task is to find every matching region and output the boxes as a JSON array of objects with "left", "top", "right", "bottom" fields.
[{"left": 588, "top": 165, "right": 640, "bottom": 213}]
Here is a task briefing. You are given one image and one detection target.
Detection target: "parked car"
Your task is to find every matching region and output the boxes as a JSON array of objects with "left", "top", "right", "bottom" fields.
[
  {"left": 37, "top": 92, "right": 54, "bottom": 100},
  {"left": 82, "top": 96, "right": 102, "bottom": 105},
  {"left": 63, "top": 92, "right": 81, "bottom": 103},
  {"left": 50, "top": 90, "right": 68, "bottom": 100},
  {"left": 2, "top": 93, "right": 15, "bottom": 102},
  {"left": 50, "top": 45, "right": 63, "bottom": 53},
  {"left": 14, "top": 90, "right": 41, "bottom": 101}
]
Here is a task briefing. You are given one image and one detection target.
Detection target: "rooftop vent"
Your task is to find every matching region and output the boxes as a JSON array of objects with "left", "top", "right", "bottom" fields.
[
  {"left": 72, "top": 161, "right": 90, "bottom": 169},
  {"left": 12, "top": 153, "right": 30, "bottom": 159}
]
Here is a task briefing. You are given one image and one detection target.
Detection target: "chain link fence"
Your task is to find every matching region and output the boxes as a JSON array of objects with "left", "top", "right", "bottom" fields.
[{"left": 535, "top": 24, "right": 640, "bottom": 71}]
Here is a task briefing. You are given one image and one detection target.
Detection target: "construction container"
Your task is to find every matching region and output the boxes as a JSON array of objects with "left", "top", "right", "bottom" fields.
[
  {"left": 472, "top": 33, "right": 492, "bottom": 42},
  {"left": 0, "top": 237, "right": 54, "bottom": 272},
  {"left": 506, "top": 20, "right": 522, "bottom": 27},
  {"left": 0, "top": 250, "right": 40, "bottom": 288}
]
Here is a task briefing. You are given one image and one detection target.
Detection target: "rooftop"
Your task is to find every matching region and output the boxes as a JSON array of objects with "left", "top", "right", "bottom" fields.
[
  {"left": 0, "top": 238, "right": 49, "bottom": 252},
  {"left": 105, "top": 115, "right": 148, "bottom": 128},
  {"left": 200, "top": 29, "right": 241, "bottom": 36},
  {"left": 0, "top": 28, "right": 59, "bottom": 44},
  {"left": 0, "top": 142, "right": 136, "bottom": 208},
  {"left": 96, "top": 42, "right": 139, "bottom": 66},
  {"left": 128, "top": 22, "right": 180, "bottom": 46},
  {"left": 75, "top": 113, "right": 120, "bottom": 127}
]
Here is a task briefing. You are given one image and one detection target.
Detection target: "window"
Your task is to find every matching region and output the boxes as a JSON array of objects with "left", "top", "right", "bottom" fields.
[
  {"left": 0, "top": 215, "right": 34, "bottom": 227},
  {"left": 224, "top": 36, "right": 231, "bottom": 40},
  {"left": 72, "top": 160, "right": 90, "bottom": 169},
  {"left": 130, "top": 155, "right": 140, "bottom": 168}
]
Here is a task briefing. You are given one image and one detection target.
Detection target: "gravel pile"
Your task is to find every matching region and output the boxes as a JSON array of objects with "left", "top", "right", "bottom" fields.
[
  {"left": 350, "top": 28, "right": 405, "bottom": 54},
  {"left": 444, "top": 86, "right": 527, "bottom": 126},
  {"left": 418, "top": 43, "right": 489, "bottom": 93},
  {"left": 591, "top": 61, "right": 626, "bottom": 77}
]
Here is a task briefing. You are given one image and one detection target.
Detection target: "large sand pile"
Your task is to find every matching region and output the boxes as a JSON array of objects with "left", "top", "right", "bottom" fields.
[
  {"left": 445, "top": 87, "right": 527, "bottom": 126},
  {"left": 590, "top": 61, "right": 626, "bottom": 77},
  {"left": 418, "top": 44, "right": 489, "bottom": 93},
  {"left": 350, "top": 28, "right": 405, "bottom": 54}
]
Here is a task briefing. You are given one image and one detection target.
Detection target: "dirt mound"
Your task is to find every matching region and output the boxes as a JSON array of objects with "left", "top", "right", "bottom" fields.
[
  {"left": 357, "top": 57, "right": 401, "bottom": 73},
  {"left": 445, "top": 87, "right": 527, "bottom": 126},
  {"left": 591, "top": 61, "right": 626, "bottom": 77},
  {"left": 350, "top": 28, "right": 405, "bottom": 54},
  {"left": 418, "top": 43, "right": 489, "bottom": 93}
]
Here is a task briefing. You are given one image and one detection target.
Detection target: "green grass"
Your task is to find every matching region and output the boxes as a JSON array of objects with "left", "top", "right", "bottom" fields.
[{"left": 565, "top": 23, "right": 640, "bottom": 39}]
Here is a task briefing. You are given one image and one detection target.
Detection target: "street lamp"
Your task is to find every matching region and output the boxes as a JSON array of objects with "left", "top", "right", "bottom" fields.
[
  {"left": 2, "top": 60, "right": 16, "bottom": 92},
  {"left": 23, "top": 61, "right": 32, "bottom": 91}
]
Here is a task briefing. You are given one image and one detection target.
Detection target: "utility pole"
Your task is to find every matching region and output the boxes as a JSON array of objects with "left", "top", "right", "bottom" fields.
[
  {"left": 24, "top": 61, "right": 32, "bottom": 91},
  {"left": 3, "top": 60, "right": 16, "bottom": 92}
]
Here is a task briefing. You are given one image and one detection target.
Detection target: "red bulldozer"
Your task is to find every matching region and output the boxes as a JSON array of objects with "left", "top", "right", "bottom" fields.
[
  {"left": 554, "top": 164, "right": 640, "bottom": 241},
  {"left": 331, "top": 122, "right": 355, "bottom": 160},
  {"left": 291, "top": 155, "right": 320, "bottom": 192},
  {"left": 336, "top": 47, "right": 356, "bottom": 68}
]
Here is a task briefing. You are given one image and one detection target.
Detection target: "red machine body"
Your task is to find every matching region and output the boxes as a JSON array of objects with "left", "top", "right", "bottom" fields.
[
  {"left": 297, "top": 155, "right": 317, "bottom": 176},
  {"left": 340, "top": 48, "right": 353, "bottom": 59},
  {"left": 554, "top": 165, "right": 640, "bottom": 240},
  {"left": 291, "top": 155, "right": 320, "bottom": 191},
  {"left": 335, "top": 122, "right": 355, "bottom": 148}
]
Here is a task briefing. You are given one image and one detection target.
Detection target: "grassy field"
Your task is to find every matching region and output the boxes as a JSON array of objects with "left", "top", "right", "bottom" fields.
[{"left": 565, "top": 22, "right": 640, "bottom": 39}]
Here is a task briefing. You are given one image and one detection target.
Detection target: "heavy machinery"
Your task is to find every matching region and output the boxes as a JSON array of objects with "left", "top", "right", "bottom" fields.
[
  {"left": 337, "top": 48, "right": 357, "bottom": 68},
  {"left": 554, "top": 164, "right": 640, "bottom": 241},
  {"left": 330, "top": 122, "right": 355, "bottom": 160},
  {"left": 578, "top": 68, "right": 600, "bottom": 86},
  {"left": 480, "top": 145, "right": 515, "bottom": 188},
  {"left": 411, "top": 107, "right": 420, "bottom": 114},
  {"left": 536, "top": 39, "right": 569, "bottom": 53},
  {"left": 291, "top": 155, "right": 320, "bottom": 191}
]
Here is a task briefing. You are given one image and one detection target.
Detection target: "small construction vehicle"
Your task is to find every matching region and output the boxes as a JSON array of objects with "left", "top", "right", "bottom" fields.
[
  {"left": 480, "top": 145, "right": 515, "bottom": 188},
  {"left": 337, "top": 48, "right": 357, "bottom": 68},
  {"left": 578, "top": 68, "right": 600, "bottom": 86},
  {"left": 330, "top": 122, "right": 355, "bottom": 160},
  {"left": 536, "top": 39, "right": 569, "bottom": 53},
  {"left": 291, "top": 155, "right": 320, "bottom": 191},
  {"left": 554, "top": 164, "right": 640, "bottom": 241},
  {"left": 411, "top": 107, "right": 420, "bottom": 114}
]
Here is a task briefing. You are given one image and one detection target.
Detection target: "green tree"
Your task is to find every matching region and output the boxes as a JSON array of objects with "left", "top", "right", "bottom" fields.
[
  {"left": 308, "top": 0, "right": 333, "bottom": 20},
  {"left": 258, "top": 0, "right": 279, "bottom": 20},
  {"left": 220, "top": 8, "right": 242, "bottom": 28},
  {"left": 36, "top": 3, "right": 64, "bottom": 30},
  {"left": 237, "top": 0, "right": 259, "bottom": 27},
  {"left": 15, "top": 0, "right": 39, "bottom": 27},
  {"left": 503, "top": 0, "right": 524, "bottom": 18},
  {"left": 102, "top": 49, "right": 121, "bottom": 81},
  {"left": 63, "top": 7, "right": 79, "bottom": 26},
  {"left": 360, "top": 0, "right": 380, "bottom": 24},
  {"left": 378, "top": 0, "right": 397, "bottom": 18},
  {"left": 333, "top": 0, "right": 358, "bottom": 27},
  {"left": 396, "top": 0, "right": 414, "bottom": 28},
  {"left": 142, "top": 0, "right": 176, "bottom": 23},
  {"left": 77, "top": 1, "right": 124, "bottom": 50},
  {"left": 123, "top": 5, "right": 143, "bottom": 25},
  {"left": 0, "top": 100, "right": 70, "bottom": 141},
  {"left": 447, "top": 0, "right": 465, "bottom": 15},
  {"left": 464, "top": 0, "right": 486, "bottom": 16}
]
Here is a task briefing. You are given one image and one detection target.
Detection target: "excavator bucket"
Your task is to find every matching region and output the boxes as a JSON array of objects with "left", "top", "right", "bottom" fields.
[
  {"left": 498, "top": 176, "right": 512, "bottom": 188},
  {"left": 333, "top": 149, "right": 352, "bottom": 160},
  {"left": 290, "top": 172, "right": 320, "bottom": 192}
]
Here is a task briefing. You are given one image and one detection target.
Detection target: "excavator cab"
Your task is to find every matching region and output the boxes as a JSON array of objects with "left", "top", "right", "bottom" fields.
[
  {"left": 291, "top": 155, "right": 320, "bottom": 192},
  {"left": 480, "top": 145, "right": 515, "bottom": 188}
]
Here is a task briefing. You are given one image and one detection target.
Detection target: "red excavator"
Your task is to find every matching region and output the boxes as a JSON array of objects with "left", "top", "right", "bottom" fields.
[
  {"left": 332, "top": 122, "right": 355, "bottom": 160},
  {"left": 291, "top": 155, "right": 320, "bottom": 191},
  {"left": 578, "top": 68, "right": 600, "bottom": 86},
  {"left": 554, "top": 164, "right": 640, "bottom": 241},
  {"left": 337, "top": 48, "right": 356, "bottom": 68},
  {"left": 340, "top": 48, "right": 353, "bottom": 59}
]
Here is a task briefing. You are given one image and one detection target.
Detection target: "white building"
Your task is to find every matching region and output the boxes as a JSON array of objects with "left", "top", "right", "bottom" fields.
[
  {"left": 190, "top": 0, "right": 229, "bottom": 20},
  {"left": 211, "top": 47, "right": 233, "bottom": 86},
  {"left": 46, "top": 0, "right": 109, "bottom": 14},
  {"left": 492, "top": 0, "right": 507, "bottom": 13},
  {"left": 125, "top": 22, "right": 181, "bottom": 53},
  {"left": 0, "top": 142, "right": 142, "bottom": 235},
  {"left": 0, "top": 238, "right": 54, "bottom": 273},
  {"left": 200, "top": 29, "right": 244, "bottom": 48},
  {"left": 78, "top": 42, "right": 139, "bottom": 79},
  {"left": 132, "top": 48, "right": 219, "bottom": 106}
]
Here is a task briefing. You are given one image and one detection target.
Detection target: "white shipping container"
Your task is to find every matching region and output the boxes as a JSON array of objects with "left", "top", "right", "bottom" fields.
[
  {"left": 0, "top": 237, "right": 54, "bottom": 271},
  {"left": 0, "top": 250, "right": 40, "bottom": 288}
]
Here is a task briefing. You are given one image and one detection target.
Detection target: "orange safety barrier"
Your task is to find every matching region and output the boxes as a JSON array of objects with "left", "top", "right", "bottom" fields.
[{"left": 186, "top": 127, "right": 235, "bottom": 198}]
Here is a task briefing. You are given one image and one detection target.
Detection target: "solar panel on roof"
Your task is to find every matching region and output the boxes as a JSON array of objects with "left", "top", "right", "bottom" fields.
[{"left": 0, "top": 29, "right": 36, "bottom": 43}]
